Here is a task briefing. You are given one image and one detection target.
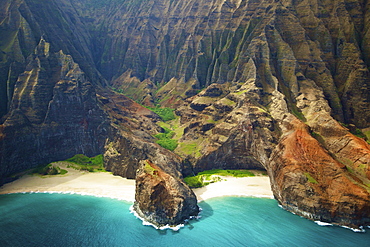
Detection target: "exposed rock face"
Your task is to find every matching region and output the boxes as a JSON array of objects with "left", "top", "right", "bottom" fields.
[
  {"left": 69, "top": 0, "right": 370, "bottom": 129},
  {"left": 0, "top": 0, "right": 105, "bottom": 120},
  {"left": 0, "top": 38, "right": 109, "bottom": 181},
  {"left": 133, "top": 160, "right": 199, "bottom": 228},
  {"left": 1, "top": 0, "right": 370, "bottom": 229},
  {"left": 269, "top": 117, "right": 370, "bottom": 228},
  {"left": 176, "top": 81, "right": 278, "bottom": 174},
  {"left": 104, "top": 130, "right": 184, "bottom": 179}
]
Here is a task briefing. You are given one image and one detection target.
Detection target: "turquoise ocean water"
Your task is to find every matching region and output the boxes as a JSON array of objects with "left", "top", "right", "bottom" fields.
[{"left": 0, "top": 193, "right": 369, "bottom": 246}]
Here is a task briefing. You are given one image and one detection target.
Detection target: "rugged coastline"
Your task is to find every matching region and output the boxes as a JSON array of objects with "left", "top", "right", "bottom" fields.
[
  {"left": 0, "top": 163, "right": 273, "bottom": 202},
  {"left": 1, "top": 0, "right": 370, "bottom": 230},
  {"left": 1, "top": 162, "right": 369, "bottom": 231}
]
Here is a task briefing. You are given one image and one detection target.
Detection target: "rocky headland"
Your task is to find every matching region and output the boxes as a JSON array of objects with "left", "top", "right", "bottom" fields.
[
  {"left": 0, "top": 0, "right": 369, "bottom": 229},
  {"left": 133, "top": 160, "right": 199, "bottom": 228}
]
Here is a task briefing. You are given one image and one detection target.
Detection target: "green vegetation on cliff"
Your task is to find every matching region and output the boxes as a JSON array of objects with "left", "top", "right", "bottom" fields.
[
  {"left": 169, "top": 119, "right": 203, "bottom": 158},
  {"left": 184, "top": 175, "right": 212, "bottom": 188},
  {"left": 304, "top": 172, "right": 318, "bottom": 184},
  {"left": 143, "top": 161, "right": 157, "bottom": 176},
  {"left": 364, "top": 130, "right": 370, "bottom": 144},
  {"left": 156, "top": 139, "right": 178, "bottom": 151},
  {"left": 148, "top": 107, "right": 176, "bottom": 121},
  {"left": 184, "top": 169, "right": 255, "bottom": 188},
  {"left": 66, "top": 154, "right": 105, "bottom": 172},
  {"left": 154, "top": 127, "right": 178, "bottom": 151},
  {"left": 31, "top": 154, "right": 105, "bottom": 176},
  {"left": 199, "top": 169, "right": 255, "bottom": 177},
  {"left": 177, "top": 142, "right": 201, "bottom": 157},
  {"left": 154, "top": 127, "right": 174, "bottom": 139},
  {"left": 32, "top": 164, "right": 68, "bottom": 176}
]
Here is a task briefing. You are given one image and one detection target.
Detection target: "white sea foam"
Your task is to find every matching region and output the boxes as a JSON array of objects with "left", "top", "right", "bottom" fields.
[
  {"left": 315, "top": 219, "right": 368, "bottom": 233},
  {"left": 340, "top": 225, "right": 365, "bottom": 233},
  {"left": 278, "top": 206, "right": 366, "bottom": 233},
  {"left": 129, "top": 205, "right": 192, "bottom": 231},
  {"left": 238, "top": 194, "right": 274, "bottom": 199},
  {"left": 5, "top": 190, "right": 129, "bottom": 202},
  {"left": 314, "top": 221, "right": 333, "bottom": 227}
]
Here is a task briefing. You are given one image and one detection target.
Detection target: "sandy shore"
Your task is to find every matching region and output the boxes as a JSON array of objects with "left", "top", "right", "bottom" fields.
[
  {"left": 0, "top": 163, "right": 136, "bottom": 202},
  {"left": 193, "top": 176, "right": 273, "bottom": 201},
  {"left": 0, "top": 163, "right": 273, "bottom": 202}
]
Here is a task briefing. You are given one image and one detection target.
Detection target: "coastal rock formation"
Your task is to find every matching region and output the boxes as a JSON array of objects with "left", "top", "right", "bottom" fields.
[
  {"left": 1, "top": 0, "right": 370, "bottom": 229},
  {"left": 0, "top": 38, "right": 109, "bottom": 180},
  {"left": 104, "top": 129, "right": 185, "bottom": 179},
  {"left": 133, "top": 160, "right": 199, "bottom": 228},
  {"left": 269, "top": 117, "right": 370, "bottom": 229}
]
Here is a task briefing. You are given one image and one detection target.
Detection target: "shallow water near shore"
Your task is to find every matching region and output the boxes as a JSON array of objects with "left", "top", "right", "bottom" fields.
[{"left": 0, "top": 193, "right": 369, "bottom": 246}]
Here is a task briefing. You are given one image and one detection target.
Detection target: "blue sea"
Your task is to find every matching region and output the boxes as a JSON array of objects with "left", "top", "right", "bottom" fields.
[{"left": 0, "top": 193, "right": 369, "bottom": 246}]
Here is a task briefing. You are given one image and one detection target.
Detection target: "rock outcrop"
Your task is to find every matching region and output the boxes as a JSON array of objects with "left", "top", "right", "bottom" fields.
[
  {"left": 0, "top": 38, "right": 109, "bottom": 181},
  {"left": 1, "top": 0, "right": 370, "bottom": 229},
  {"left": 133, "top": 160, "right": 199, "bottom": 228},
  {"left": 104, "top": 129, "right": 185, "bottom": 179},
  {"left": 269, "top": 117, "right": 370, "bottom": 229}
]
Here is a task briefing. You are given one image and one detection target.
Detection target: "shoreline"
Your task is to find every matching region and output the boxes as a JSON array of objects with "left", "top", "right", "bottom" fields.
[
  {"left": 3, "top": 168, "right": 367, "bottom": 233},
  {"left": 0, "top": 164, "right": 273, "bottom": 202},
  {"left": 193, "top": 176, "right": 274, "bottom": 201},
  {"left": 0, "top": 163, "right": 137, "bottom": 202}
]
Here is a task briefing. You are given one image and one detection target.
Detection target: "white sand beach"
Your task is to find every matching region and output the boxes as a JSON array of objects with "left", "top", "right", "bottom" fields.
[
  {"left": 192, "top": 176, "right": 273, "bottom": 201},
  {"left": 0, "top": 163, "right": 273, "bottom": 202},
  {"left": 0, "top": 163, "right": 136, "bottom": 202}
]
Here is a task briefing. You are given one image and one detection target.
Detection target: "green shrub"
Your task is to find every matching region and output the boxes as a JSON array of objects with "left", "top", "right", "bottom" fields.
[
  {"left": 154, "top": 133, "right": 167, "bottom": 140},
  {"left": 67, "top": 154, "right": 103, "bottom": 166},
  {"left": 184, "top": 176, "right": 203, "bottom": 188},
  {"left": 156, "top": 139, "right": 178, "bottom": 151},
  {"left": 154, "top": 131, "right": 175, "bottom": 140},
  {"left": 59, "top": 169, "right": 68, "bottom": 175},
  {"left": 48, "top": 166, "right": 59, "bottom": 175},
  {"left": 184, "top": 174, "right": 223, "bottom": 188},
  {"left": 162, "top": 126, "right": 172, "bottom": 134},
  {"left": 184, "top": 169, "right": 256, "bottom": 188},
  {"left": 165, "top": 131, "right": 175, "bottom": 139},
  {"left": 144, "top": 162, "right": 157, "bottom": 176},
  {"left": 198, "top": 169, "right": 255, "bottom": 177},
  {"left": 148, "top": 107, "right": 176, "bottom": 121},
  {"left": 32, "top": 164, "right": 66, "bottom": 176},
  {"left": 153, "top": 125, "right": 178, "bottom": 151},
  {"left": 90, "top": 154, "right": 104, "bottom": 166},
  {"left": 229, "top": 170, "right": 255, "bottom": 177},
  {"left": 353, "top": 128, "right": 366, "bottom": 139},
  {"left": 67, "top": 154, "right": 91, "bottom": 165},
  {"left": 304, "top": 172, "right": 318, "bottom": 184},
  {"left": 66, "top": 154, "right": 104, "bottom": 172},
  {"left": 80, "top": 166, "right": 94, "bottom": 172}
]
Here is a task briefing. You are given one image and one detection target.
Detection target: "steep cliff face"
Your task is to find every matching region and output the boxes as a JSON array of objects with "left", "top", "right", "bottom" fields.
[
  {"left": 70, "top": 0, "right": 370, "bottom": 129},
  {"left": 1, "top": 0, "right": 370, "bottom": 229},
  {"left": 0, "top": 0, "right": 31, "bottom": 119},
  {"left": 269, "top": 118, "right": 370, "bottom": 228},
  {"left": 0, "top": 0, "right": 105, "bottom": 119},
  {"left": 0, "top": 38, "right": 109, "bottom": 180}
]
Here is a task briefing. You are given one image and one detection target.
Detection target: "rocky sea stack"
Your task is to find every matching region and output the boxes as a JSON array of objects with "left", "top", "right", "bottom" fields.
[{"left": 133, "top": 160, "right": 199, "bottom": 228}]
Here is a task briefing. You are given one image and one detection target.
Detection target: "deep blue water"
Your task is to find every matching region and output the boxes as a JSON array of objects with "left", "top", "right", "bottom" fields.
[{"left": 0, "top": 193, "right": 369, "bottom": 247}]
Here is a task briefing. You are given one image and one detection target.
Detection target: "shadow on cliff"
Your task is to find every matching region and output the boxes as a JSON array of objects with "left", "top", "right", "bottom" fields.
[{"left": 156, "top": 201, "right": 214, "bottom": 235}]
